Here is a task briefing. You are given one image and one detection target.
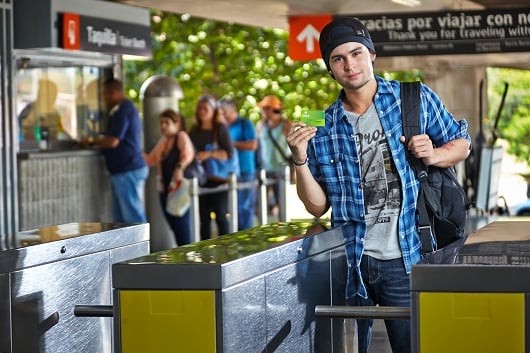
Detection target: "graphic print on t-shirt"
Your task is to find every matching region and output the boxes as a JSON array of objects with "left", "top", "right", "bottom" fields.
[{"left": 347, "top": 106, "right": 400, "bottom": 228}]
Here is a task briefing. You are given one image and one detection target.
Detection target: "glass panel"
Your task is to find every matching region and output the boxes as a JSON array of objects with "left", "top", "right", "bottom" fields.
[{"left": 16, "top": 65, "right": 105, "bottom": 150}]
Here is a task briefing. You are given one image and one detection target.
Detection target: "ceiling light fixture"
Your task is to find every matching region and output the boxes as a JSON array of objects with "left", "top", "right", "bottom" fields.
[{"left": 391, "top": 0, "right": 421, "bottom": 7}]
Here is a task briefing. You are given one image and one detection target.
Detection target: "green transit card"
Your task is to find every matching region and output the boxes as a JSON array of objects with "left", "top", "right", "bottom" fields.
[{"left": 300, "top": 109, "right": 325, "bottom": 126}]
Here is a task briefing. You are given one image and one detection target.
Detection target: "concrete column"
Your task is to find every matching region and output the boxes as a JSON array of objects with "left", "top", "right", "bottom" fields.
[{"left": 422, "top": 63, "right": 487, "bottom": 141}]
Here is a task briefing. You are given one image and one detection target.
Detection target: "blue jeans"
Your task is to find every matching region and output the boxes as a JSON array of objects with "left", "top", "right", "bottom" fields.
[
  {"left": 109, "top": 166, "right": 148, "bottom": 223},
  {"left": 237, "top": 172, "right": 256, "bottom": 230},
  {"left": 348, "top": 255, "right": 411, "bottom": 353}
]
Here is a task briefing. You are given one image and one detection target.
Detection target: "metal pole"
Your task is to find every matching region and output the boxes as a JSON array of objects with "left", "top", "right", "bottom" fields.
[
  {"left": 315, "top": 305, "right": 411, "bottom": 320},
  {"left": 2, "top": 3, "right": 17, "bottom": 249},
  {"left": 257, "top": 168, "right": 268, "bottom": 225},
  {"left": 141, "top": 75, "right": 183, "bottom": 251},
  {"left": 74, "top": 305, "right": 114, "bottom": 317},
  {"left": 278, "top": 163, "right": 289, "bottom": 222},
  {"left": 189, "top": 177, "right": 201, "bottom": 243},
  {"left": 228, "top": 173, "right": 238, "bottom": 233}
]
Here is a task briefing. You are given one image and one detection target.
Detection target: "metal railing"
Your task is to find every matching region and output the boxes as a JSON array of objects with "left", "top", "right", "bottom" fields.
[{"left": 188, "top": 163, "right": 291, "bottom": 243}]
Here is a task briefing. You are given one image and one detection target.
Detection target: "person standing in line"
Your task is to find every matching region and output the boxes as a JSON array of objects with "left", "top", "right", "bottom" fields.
[
  {"left": 189, "top": 95, "right": 234, "bottom": 240},
  {"left": 256, "top": 95, "right": 291, "bottom": 217},
  {"left": 81, "top": 77, "right": 148, "bottom": 223},
  {"left": 143, "top": 109, "right": 195, "bottom": 246},
  {"left": 218, "top": 97, "right": 258, "bottom": 231},
  {"left": 285, "top": 17, "right": 471, "bottom": 353}
]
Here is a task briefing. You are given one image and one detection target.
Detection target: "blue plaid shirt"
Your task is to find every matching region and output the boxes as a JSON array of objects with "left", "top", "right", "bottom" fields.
[{"left": 307, "top": 76, "right": 471, "bottom": 299}]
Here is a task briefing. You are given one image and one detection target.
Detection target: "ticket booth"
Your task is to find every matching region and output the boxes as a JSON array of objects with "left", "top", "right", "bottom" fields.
[{"left": 11, "top": 0, "right": 152, "bottom": 231}]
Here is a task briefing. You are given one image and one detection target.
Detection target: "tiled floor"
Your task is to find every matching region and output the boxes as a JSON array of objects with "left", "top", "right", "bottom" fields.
[
  {"left": 342, "top": 319, "right": 393, "bottom": 353},
  {"left": 369, "top": 320, "right": 393, "bottom": 353}
]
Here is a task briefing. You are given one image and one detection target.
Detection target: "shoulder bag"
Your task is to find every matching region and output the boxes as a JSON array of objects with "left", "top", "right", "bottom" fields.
[{"left": 203, "top": 143, "right": 240, "bottom": 183}]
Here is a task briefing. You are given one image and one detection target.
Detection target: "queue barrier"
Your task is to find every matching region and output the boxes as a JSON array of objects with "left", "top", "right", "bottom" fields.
[{"left": 188, "top": 163, "right": 292, "bottom": 243}]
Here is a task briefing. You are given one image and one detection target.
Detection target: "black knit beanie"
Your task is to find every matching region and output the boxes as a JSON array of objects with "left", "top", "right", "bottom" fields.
[{"left": 319, "top": 17, "right": 376, "bottom": 72}]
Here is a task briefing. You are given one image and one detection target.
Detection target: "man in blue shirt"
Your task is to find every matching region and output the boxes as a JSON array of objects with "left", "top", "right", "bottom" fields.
[
  {"left": 81, "top": 78, "right": 148, "bottom": 223},
  {"left": 219, "top": 97, "right": 258, "bottom": 230},
  {"left": 285, "top": 17, "right": 471, "bottom": 353}
]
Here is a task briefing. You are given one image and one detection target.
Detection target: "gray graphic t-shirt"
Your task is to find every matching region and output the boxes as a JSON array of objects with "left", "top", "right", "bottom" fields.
[{"left": 346, "top": 104, "right": 402, "bottom": 260}]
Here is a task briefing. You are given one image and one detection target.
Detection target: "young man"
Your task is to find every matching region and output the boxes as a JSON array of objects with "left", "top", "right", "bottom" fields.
[
  {"left": 81, "top": 78, "right": 148, "bottom": 223},
  {"left": 218, "top": 96, "right": 258, "bottom": 230},
  {"left": 285, "top": 17, "right": 471, "bottom": 353}
]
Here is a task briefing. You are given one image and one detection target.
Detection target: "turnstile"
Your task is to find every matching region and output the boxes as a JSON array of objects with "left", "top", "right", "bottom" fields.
[
  {"left": 0, "top": 222, "right": 150, "bottom": 353},
  {"left": 112, "top": 221, "right": 354, "bottom": 353},
  {"left": 411, "top": 220, "right": 530, "bottom": 353}
]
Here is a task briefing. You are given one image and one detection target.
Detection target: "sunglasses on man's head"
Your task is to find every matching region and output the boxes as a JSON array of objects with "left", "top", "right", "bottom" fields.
[{"left": 272, "top": 109, "right": 282, "bottom": 114}]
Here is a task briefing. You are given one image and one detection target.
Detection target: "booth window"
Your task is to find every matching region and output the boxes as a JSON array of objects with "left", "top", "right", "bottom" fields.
[{"left": 16, "top": 65, "right": 107, "bottom": 150}]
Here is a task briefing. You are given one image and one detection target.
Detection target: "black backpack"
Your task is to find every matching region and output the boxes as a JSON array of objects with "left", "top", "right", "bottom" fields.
[{"left": 401, "top": 81, "right": 470, "bottom": 264}]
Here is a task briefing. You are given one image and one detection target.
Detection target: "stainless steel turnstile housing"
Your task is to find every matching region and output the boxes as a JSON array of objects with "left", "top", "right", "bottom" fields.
[
  {"left": 0, "top": 222, "right": 150, "bottom": 353},
  {"left": 112, "top": 221, "right": 353, "bottom": 353}
]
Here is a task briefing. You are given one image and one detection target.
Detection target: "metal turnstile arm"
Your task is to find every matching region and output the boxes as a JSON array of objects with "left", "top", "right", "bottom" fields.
[{"left": 315, "top": 305, "right": 411, "bottom": 320}]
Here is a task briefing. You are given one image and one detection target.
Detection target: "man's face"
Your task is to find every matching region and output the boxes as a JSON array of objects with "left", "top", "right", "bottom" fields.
[
  {"left": 260, "top": 106, "right": 281, "bottom": 121},
  {"left": 220, "top": 105, "right": 236, "bottom": 124},
  {"left": 328, "top": 42, "right": 376, "bottom": 91}
]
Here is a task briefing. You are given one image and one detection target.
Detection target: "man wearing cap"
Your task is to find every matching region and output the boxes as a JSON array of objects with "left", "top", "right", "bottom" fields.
[
  {"left": 256, "top": 95, "right": 292, "bottom": 218},
  {"left": 285, "top": 17, "right": 471, "bottom": 353}
]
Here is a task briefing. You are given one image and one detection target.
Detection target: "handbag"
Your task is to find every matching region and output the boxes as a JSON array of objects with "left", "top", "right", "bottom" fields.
[
  {"left": 203, "top": 143, "right": 240, "bottom": 183},
  {"left": 183, "top": 158, "right": 207, "bottom": 186},
  {"left": 165, "top": 178, "right": 191, "bottom": 216},
  {"left": 401, "top": 81, "right": 470, "bottom": 264}
]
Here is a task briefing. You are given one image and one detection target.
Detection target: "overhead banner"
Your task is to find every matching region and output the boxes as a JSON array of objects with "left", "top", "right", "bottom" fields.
[
  {"left": 60, "top": 13, "right": 152, "bottom": 58},
  {"left": 354, "top": 8, "right": 530, "bottom": 57}
]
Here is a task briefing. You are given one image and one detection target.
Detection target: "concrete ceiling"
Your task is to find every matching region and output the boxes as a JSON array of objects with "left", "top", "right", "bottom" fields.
[{"left": 110, "top": 0, "right": 530, "bottom": 70}]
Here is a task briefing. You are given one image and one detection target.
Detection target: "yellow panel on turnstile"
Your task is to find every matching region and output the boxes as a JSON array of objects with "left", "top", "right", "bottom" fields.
[
  {"left": 418, "top": 292, "right": 524, "bottom": 353},
  {"left": 120, "top": 290, "right": 216, "bottom": 352}
]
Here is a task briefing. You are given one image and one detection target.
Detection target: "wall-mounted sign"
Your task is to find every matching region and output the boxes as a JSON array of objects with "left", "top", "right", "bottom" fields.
[
  {"left": 60, "top": 13, "right": 152, "bottom": 58},
  {"left": 355, "top": 8, "right": 530, "bottom": 57},
  {"left": 288, "top": 8, "right": 530, "bottom": 60},
  {"left": 62, "top": 13, "right": 81, "bottom": 50},
  {"left": 288, "top": 14, "right": 332, "bottom": 60}
]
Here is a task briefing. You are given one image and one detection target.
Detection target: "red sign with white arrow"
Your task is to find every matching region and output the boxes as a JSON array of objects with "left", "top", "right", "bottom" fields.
[{"left": 288, "top": 15, "right": 333, "bottom": 61}]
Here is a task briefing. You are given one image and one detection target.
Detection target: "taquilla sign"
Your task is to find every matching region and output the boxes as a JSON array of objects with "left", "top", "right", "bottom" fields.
[{"left": 61, "top": 13, "right": 152, "bottom": 58}]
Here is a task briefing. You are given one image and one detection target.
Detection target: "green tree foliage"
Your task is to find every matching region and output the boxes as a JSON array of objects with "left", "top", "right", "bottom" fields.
[
  {"left": 124, "top": 11, "right": 421, "bottom": 126},
  {"left": 125, "top": 12, "right": 340, "bottom": 124},
  {"left": 487, "top": 67, "right": 530, "bottom": 166}
]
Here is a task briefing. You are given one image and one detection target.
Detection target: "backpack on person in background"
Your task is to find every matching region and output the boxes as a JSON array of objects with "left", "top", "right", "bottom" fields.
[{"left": 401, "top": 81, "right": 471, "bottom": 264}]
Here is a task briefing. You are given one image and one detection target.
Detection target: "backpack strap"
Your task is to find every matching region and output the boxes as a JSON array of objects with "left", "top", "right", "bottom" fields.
[
  {"left": 401, "top": 81, "right": 421, "bottom": 146},
  {"left": 401, "top": 81, "right": 434, "bottom": 253}
]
